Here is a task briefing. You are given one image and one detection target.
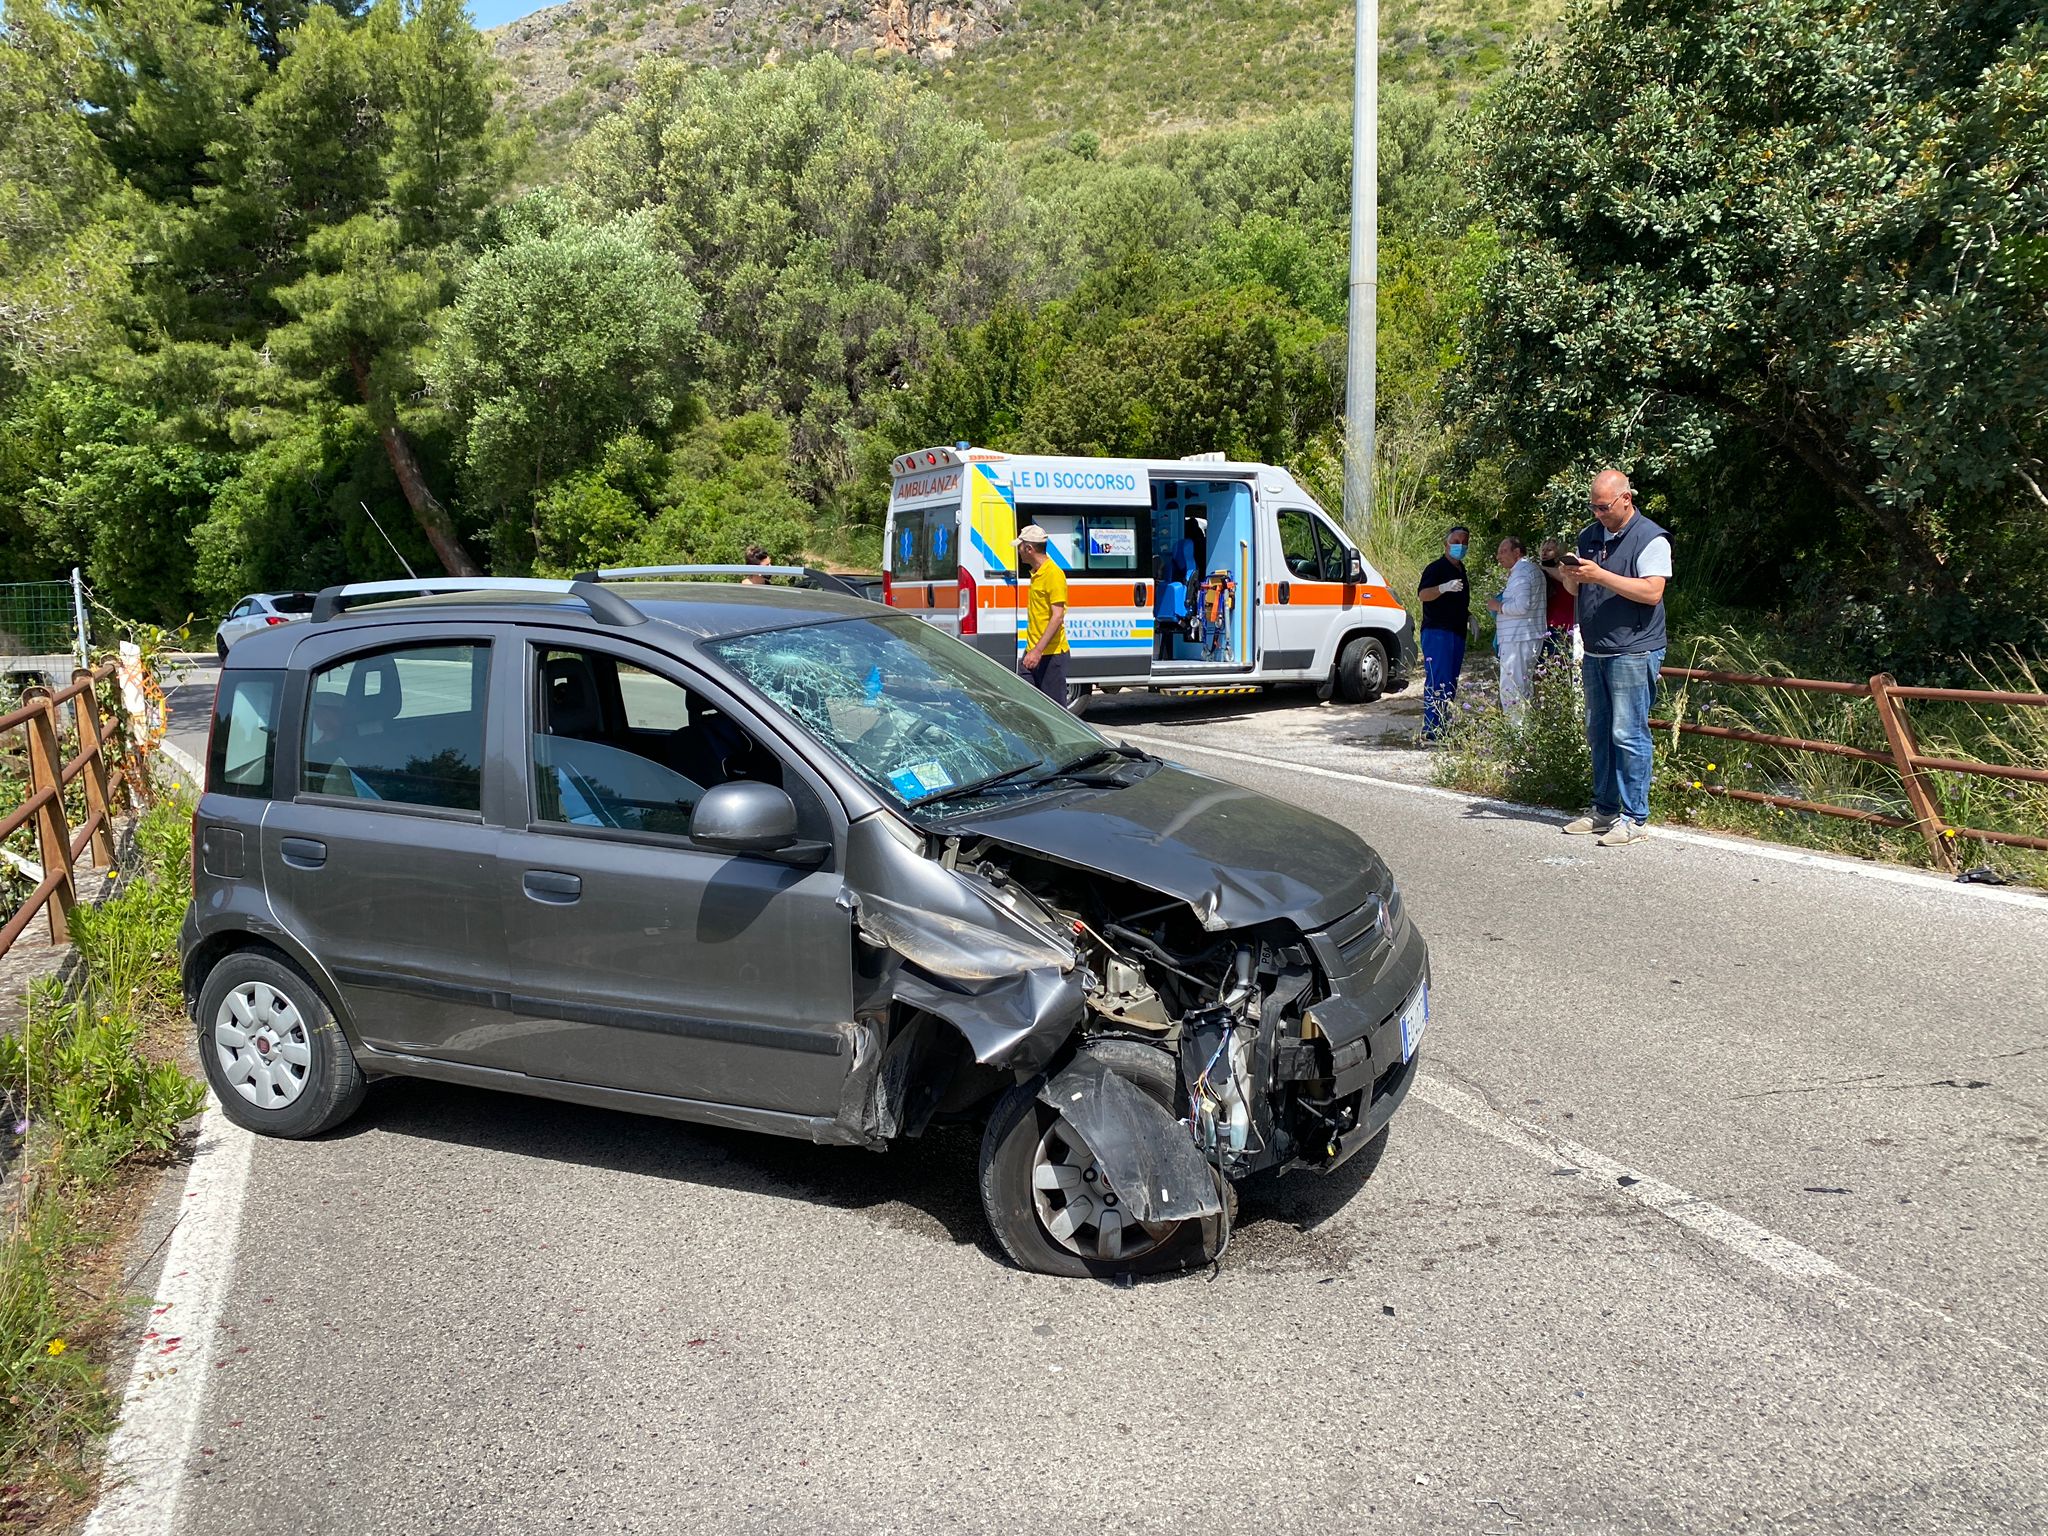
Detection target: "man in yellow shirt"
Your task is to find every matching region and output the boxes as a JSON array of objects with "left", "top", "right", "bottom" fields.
[{"left": 1015, "top": 524, "right": 1071, "bottom": 707}]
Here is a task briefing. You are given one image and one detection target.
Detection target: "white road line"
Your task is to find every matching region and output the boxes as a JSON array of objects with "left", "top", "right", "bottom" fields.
[
  {"left": 1412, "top": 1070, "right": 2046, "bottom": 1369},
  {"left": 1115, "top": 731, "right": 2048, "bottom": 912},
  {"left": 158, "top": 741, "right": 203, "bottom": 788},
  {"left": 83, "top": 1097, "right": 253, "bottom": 1536}
]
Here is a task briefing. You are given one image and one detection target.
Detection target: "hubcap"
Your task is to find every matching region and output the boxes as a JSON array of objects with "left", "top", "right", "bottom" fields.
[
  {"left": 1030, "top": 1121, "right": 1179, "bottom": 1263},
  {"left": 214, "top": 982, "right": 312, "bottom": 1109}
]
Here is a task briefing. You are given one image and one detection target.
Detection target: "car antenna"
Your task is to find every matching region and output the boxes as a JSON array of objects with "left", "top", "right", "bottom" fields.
[{"left": 359, "top": 500, "right": 417, "bottom": 579}]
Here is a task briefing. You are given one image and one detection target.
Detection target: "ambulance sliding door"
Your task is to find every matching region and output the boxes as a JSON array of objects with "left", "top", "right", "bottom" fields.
[{"left": 1150, "top": 478, "right": 1254, "bottom": 671}]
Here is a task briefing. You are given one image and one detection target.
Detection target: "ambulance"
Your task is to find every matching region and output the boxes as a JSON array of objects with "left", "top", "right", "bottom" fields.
[{"left": 883, "top": 446, "right": 1414, "bottom": 709}]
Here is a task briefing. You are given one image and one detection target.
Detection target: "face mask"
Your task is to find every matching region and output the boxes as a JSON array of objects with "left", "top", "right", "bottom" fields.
[{"left": 1447, "top": 543, "right": 1467, "bottom": 561}]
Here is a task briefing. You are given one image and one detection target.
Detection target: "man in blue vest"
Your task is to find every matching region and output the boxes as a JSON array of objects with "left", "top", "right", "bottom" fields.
[{"left": 1559, "top": 470, "right": 1671, "bottom": 846}]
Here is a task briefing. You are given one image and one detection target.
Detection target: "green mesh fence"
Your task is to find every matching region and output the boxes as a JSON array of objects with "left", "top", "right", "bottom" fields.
[{"left": 0, "top": 581, "right": 80, "bottom": 657}]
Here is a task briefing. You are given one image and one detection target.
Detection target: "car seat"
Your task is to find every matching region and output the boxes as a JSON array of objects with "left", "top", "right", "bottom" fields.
[{"left": 541, "top": 655, "right": 604, "bottom": 740}]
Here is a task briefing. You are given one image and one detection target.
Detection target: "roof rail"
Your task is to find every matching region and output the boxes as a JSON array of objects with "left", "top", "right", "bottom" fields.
[
  {"left": 579, "top": 564, "right": 862, "bottom": 598},
  {"left": 309, "top": 578, "right": 646, "bottom": 627}
]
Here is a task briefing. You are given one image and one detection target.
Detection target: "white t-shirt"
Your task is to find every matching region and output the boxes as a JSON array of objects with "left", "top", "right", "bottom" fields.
[{"left": 1637, "top": 536, "right": 1673, "bottom": 579}]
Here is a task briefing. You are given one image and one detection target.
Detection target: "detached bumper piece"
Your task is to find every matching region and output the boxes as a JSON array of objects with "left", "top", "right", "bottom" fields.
[{"left": 1037, "top": 1053, "right": 1224, "bottom": 1224}]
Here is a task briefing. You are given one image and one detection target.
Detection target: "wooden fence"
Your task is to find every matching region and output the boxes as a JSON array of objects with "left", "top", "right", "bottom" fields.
[
  {"left": 0, "top": 662, "right": 137, "bottom": 956},
  {"left": 1654, "top": 668, "right": 2048, "bottom": 872}
]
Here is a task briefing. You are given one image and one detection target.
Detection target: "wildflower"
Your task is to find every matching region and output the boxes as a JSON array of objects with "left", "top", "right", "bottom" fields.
[
  {"left": 47, "top": 1338, "right": 66, "bottom": 1357},
  {"left": 1942, "top": 828, "right": 1957, "bottom": 840},
  {"left": 1707, "top": 762, "right": 1717, "bottom": 771},
  {"left": 1691, "top": 781, "right": 1702, "bottom": 790},
  {"left": 10, "top": 1118, "right": 24, "bottom": 1135}
]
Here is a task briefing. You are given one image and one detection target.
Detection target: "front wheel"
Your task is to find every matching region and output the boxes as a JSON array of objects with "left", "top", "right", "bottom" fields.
[
  {"left": 215, "top": 633, "right": 229, "bottom": 659},
  {"left": 978, "top": 1039, "right": 1211, "bottom": 1277},
  {"left": 1334, "top": 634, "right": 1388, "bottom": 704},
  {"left": 196, "top": 951, "right": 366, "bottom": 1137}
]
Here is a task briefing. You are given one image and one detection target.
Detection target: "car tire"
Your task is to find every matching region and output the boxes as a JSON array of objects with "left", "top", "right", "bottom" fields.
[
  {"left": 978, "top": 1039, "right": 1214, "bottom": 1278},
  {"left": 1334, "top": 634, "right": 1388, "bottom": 704},
  {"left": 215, "top": 634, "right": 229, "bottom": 658},
  {"left": 196, "top": 951, "right": 366, "bottom": 1138}
]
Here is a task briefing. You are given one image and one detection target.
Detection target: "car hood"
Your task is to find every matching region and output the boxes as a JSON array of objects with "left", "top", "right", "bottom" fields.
[{"left": 941, "top": 761, "right": 1385, "bottom": 932}]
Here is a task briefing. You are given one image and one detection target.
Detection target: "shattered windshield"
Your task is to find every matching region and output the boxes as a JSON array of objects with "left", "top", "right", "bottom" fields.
[{"left": 708, "top": 614, "right": 1108, "bottom": 819}]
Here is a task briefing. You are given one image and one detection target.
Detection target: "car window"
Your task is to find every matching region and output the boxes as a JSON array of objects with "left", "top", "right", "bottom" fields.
[
  {"left": 209, "top": 672, "right": 280, "bottom": 798},
  {"left": 617, "top": 660, "right": 688, "bottom": 731},
  {"left": 531, "top": 645, "right": 786, "bottom": 839},
  {"left": 302, "top": 643, "right": 489, "bottom": 812},
  {"left": 229, "top": 601, "right": 253, "bottom": 620},
  {"left": 1309, "top": 512, "right": 1353, "bottom": 580},
  {"left": 1277, "top": 510, "right": 1322, "bottom": 580},
  {"left": 708, "top": 612, "right": 1107, "bottom": 821},
  {"left": 269, "top": 593, "right": 315, "bottom": 615}
]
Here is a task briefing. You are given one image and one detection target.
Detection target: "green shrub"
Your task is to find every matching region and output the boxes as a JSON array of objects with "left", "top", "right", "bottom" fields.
[
  {"left": 1431, "top": 647, "right": 1588, "bottom": 809},
  {"left": 1, "top": 789, "right": 206, "bottom": 1495}
]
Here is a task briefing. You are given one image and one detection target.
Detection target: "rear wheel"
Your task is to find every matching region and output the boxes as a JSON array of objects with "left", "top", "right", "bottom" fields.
[
  {"left": 978, "top": 1039, "right": 1212, "bottom": 1278},
  {"left": 196, "top": 951, "right": 366, "bottom": 1137},
  {"left": 215, "top": 633, "right": 228, "bottom": 658},
  {"left": 1334, "top": 634, "right": 1388, "bottom": 704}
]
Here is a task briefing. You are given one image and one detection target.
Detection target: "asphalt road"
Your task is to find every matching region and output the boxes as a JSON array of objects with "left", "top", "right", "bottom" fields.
[{"left": 136, "top": 667, "right": 2046, "bottom": 1534}]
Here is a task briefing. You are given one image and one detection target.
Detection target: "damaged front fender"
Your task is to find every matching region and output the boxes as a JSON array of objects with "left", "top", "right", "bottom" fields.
[{"left": 845, "top": 813, "right": 1088, "bottom": 1074}]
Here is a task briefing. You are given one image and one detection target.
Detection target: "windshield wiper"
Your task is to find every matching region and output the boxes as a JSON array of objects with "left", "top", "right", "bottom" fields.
[
  {"left": 1044, "top": 743, "right": 1155, "bottom": 778},
  {"left": 910, "top": 758, "right": 1044, "bottom": 808}
]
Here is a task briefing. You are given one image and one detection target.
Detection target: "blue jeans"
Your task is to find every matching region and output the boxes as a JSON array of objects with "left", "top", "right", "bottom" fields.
[
  {"left": 1420, "top": 627, "right": 1466, "bottom": 740},
  {"left": 1582, "top": 648, "right": 1665, "bottom": 825}
]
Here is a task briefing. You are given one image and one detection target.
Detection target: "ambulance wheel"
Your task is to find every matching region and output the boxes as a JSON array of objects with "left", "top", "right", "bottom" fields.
[
  {"left": 1335, "top": 635, "right": 1388, "bottom": 704},
  {"left": 1066, "top": 684, "right": 1091, "bottom": 718}
]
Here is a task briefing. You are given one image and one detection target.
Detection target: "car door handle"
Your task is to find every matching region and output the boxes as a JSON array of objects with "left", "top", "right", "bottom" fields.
[
  {"left": 1278, "top": 581, "right": 1292, "bottom": 604},
  {"left": 523, "top": 870, "right": 582, "bottom": 904},
  {"left": 280, "top": 837, "right": 326, "bottom": 869}
]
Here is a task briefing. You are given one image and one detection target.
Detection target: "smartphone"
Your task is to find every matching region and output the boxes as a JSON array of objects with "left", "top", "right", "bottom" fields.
[{"left": 1560, "top": 554, "right": 1584, "bottom": 568}]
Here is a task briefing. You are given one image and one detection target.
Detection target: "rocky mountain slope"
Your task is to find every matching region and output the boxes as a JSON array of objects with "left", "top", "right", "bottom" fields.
[{"left": 490, "top": 0, "right": 1556, "bottom": 161}]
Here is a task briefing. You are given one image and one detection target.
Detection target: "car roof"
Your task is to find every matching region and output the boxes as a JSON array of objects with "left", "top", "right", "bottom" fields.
[{"left": 223, "top": 580, "right": 882, "bottom": 668}]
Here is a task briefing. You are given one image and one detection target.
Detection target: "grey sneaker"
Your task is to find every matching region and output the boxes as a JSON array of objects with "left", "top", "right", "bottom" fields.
[
  {"left": 1562, "top": 813, "right": 1618, "bottom": 836},
  {"left": 1596, "top": 820, "right": 1648, "bottom": 847}
]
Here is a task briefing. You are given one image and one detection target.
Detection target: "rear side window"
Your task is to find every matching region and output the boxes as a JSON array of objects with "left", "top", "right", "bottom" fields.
[
  {"left": 268, "top": 593, "right": 315, "bottom": 614},
  {"left": 302, "top": 643, "right": 490, "bottom": 812},
  {"left": 209, "top": 672, "right": 280, "bottom": 798}
]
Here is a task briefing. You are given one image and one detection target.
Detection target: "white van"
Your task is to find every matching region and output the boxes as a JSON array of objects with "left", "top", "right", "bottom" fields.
[{"left": 883, "top": 446, "right": 1414, "bottom": 707}]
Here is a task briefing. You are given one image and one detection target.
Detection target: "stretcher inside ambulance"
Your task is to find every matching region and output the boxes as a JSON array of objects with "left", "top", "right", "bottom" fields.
[{"left": 883, "top": 447, "right": 1415, "bottom": 707}]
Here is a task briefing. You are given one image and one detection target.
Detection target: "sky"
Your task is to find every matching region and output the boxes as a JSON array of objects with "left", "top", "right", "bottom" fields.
[{"left": 467, "top": 0, "right": 546, "bottom": 29}]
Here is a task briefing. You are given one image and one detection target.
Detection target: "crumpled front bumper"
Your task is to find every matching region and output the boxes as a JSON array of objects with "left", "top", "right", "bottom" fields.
[{"left": 1289, "top": 894, "right": 1431, "bottom": 1168}]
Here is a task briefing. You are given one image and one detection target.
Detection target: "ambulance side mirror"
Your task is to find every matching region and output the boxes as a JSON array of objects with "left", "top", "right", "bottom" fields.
[{"left": 1345, "top": 550, "right": 1367, "bottom": 584}]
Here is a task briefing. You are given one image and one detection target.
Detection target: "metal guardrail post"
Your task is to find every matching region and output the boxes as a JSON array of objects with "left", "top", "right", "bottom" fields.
[
  {"left": 21, "top": 686, "right": 77, "bottom": 943},
  {"left": 1868, "top": 672, "right": 1956, "bottom": 873},
  {"left": 71, "top": 667, "right": 118, "bottom": 866}
]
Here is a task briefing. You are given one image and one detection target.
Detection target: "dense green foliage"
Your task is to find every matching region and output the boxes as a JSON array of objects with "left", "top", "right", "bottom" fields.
[
  {"left": 1455, "top": 0, "right": 2048, "bottom": 671},
  {"left": 0, "top": 0, "right": 2040, "bottom": 676}
]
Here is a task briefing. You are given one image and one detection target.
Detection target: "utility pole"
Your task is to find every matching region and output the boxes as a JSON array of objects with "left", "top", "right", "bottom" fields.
[{"left": 1343, "top": 0, "right": 1378, "bottom": 538}]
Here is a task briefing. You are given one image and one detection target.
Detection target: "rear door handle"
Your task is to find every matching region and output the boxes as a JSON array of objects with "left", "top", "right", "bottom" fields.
[
  {"left": 523, "top": 870, "right": 582, "bottom": 904},
  {"left": 280, "top": 837, "right": 326, "bottom": 869}
]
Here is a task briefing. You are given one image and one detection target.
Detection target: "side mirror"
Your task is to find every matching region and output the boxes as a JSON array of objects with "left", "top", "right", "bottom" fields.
[
  {"left": 692, "top": 781, "right": 800, "bottom": 854},
  {"left": 1345, "top": 550, "right": 1367, "bottom": 584}
]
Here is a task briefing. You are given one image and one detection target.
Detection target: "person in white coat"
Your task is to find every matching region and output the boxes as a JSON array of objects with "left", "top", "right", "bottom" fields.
[{"left": 1486, "top": 536, "right": 1549, "bottom": 724}]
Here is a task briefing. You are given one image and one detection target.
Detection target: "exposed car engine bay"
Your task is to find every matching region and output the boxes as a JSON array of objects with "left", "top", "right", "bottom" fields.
[{"left": 946, "top": 839, "right": 1355, "bottom": 1182}]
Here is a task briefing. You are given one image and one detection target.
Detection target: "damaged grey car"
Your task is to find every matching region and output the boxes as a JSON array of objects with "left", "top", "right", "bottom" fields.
[{"left": 183, "top": 574, "right": 1430, "bottom": 1277}]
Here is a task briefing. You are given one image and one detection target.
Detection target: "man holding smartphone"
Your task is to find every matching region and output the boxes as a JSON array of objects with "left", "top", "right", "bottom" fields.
[
  {"left": 1416, "top": 525, "right": 1472, "bottom": 742},
  {"left": 1558, "top": 471, "right": 1671, "bottom": 845}
]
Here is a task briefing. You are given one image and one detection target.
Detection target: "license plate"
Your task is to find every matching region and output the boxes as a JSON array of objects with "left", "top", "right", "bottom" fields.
[{"left": 1398, "top": 982, "right": 1430, "bottom": 1061}]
